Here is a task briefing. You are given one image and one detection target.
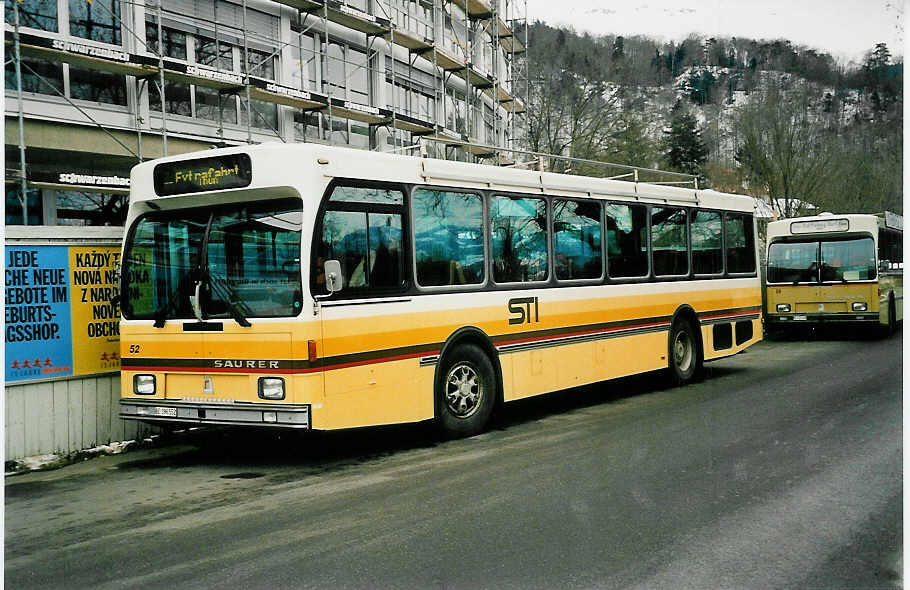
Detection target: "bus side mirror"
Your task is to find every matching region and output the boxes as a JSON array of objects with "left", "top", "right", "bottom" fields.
[{"left": 324, "top": 259, "right": 343, "bottom": 293}]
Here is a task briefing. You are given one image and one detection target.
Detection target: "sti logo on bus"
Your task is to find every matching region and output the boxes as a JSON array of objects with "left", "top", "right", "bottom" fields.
[{"left": 508, "top": 297, "right": 539, "bottom": 325}]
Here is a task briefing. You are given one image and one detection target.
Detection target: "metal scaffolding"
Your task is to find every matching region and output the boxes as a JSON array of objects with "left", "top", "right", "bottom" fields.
[{"left": 6, "top": 0, "right": 530, "bottom": 201}]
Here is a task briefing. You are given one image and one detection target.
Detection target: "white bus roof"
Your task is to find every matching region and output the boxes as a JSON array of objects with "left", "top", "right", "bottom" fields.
[
  {"left": 766, "top": 213, "right": 887, "bottom": 241},
  {"left": 129, "top": 142, "right": 757, "bottom": 213}
]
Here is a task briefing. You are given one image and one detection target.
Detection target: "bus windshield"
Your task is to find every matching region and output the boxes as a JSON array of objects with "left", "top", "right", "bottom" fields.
[
  {"left": 767, "top": 237, "right": 876, "bottom": 283},
  {"left": 122, "top": 198, "right": 302, "bottom": 321}
]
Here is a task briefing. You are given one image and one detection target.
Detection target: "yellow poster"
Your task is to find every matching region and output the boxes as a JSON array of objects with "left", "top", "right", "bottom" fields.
[{"left": 68, "top": 246, "right": 122, "bottom": 376}]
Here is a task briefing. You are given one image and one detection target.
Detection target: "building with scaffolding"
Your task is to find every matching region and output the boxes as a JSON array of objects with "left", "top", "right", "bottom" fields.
[{"left": 5, "top": 0, "right": 529, "bottom": 226}]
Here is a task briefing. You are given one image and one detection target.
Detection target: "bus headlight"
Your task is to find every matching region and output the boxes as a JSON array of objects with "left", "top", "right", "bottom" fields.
[
  {"left": 134, "top": 374, "right": 156, "bottom": 395},
  {"left": 852, "top": 302, "right": 867, "bottom": 312},
  {"left": 258, "top": 377, "right": 285, "bottom": 400},
  {"left": 776, "top": 304, "right": 791, "bottom": 313}
]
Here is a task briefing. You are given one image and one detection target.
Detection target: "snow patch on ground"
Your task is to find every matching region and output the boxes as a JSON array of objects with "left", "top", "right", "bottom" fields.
[{"left": 5, "top": 436, "right": 162, "bottom": 475}]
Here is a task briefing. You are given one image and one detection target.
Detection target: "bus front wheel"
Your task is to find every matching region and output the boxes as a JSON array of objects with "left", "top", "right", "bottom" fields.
[
  {"left": 668, "top": 320, "right": 701, "bottom": 385},
  {"left": 436, "top": 344, "right": 496, "bottom": 438}
]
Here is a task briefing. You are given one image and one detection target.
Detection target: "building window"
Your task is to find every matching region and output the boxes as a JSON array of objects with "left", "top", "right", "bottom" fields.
[
  {"left": 55, "top": 191, "right": 127, "bottom": 226},
  {"left": 145, "top": 23, "right": 187, "bottom": 60},
  {"left": 6, "top": 0, "right": 57, "bottom": 32},
  {"left": 69, "top": 67, "right": 127, "bottom": 106},
  {"left": 69, "top": 0, "right": 121, "bottom": 45},
  {"left": 196, "top": 86, "right": 238, "bottom": 124},
  {"left": 348, "top": 48, "right": 369, "bottom": 103},
  {"left": 324, "top": 41, "right": 346, "bottom": 97},
  {"left": 5, "top": 56, "right": 63, "bottom": 96},
  {"left": 246, "top": 48, "right": 275, "bottom": 80},
  {"left": 289, "top": 31, "right": 317, "bottom": 92},
  {"left": 241, "top": 99, "right": 278, "bottom": 130},
  {"left": 149, "top": 82, "right": 192, "bottom": 117},
  {"left": 195, "top": 36, "right": 234, "bottom": 71},
  {"left": 6, "top": 187, "right": 44, "bottom": 226},
  {"left": 294, "top": 111, "right": 321, "bottom": 142}
]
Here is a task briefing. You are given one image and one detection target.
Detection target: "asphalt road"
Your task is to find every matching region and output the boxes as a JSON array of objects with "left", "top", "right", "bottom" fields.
[{"left": 5, "top": 329, "right": 903, "bottom": 589}]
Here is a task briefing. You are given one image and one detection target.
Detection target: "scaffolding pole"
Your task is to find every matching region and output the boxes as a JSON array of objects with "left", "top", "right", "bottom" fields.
[{"left": 13, "top": 0, "right": 28, "bottom": 224}]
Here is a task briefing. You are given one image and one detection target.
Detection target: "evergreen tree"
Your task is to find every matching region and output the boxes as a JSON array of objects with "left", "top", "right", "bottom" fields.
[{"left": 663, "top": 113, "right": 708, "bottom": 175}]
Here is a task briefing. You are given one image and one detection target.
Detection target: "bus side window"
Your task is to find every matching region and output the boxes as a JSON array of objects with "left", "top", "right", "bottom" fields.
[
  {"left": 691, "top": 210, "right": 723, "bottom": 275},
  {"left": 651, "top": 206, "right": 689, "bottom": 277},
  {"left": 605, "top": 203, "right": 648, "bottom": 278},
  {"left": 316, "top": 185, "right": 407, "bottom": 295},
  {"left": 725, "top": 213, "right": 756, "bottom": 274},
  {"left": 412, "top": 189, "right": 485, "bottom": 287}
]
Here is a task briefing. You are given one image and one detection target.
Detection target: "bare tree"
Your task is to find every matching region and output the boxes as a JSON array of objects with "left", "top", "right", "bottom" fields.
[
  {"left": 525, "top": 69, "right": 622, "bottom": 173},
  {"left": 734, "top": 84, "right": 833, "bottom": 217}
]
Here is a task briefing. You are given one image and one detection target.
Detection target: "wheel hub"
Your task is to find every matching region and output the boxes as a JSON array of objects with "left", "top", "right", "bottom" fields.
[{"left": 445, "top": 364, "right": 482, "bottom": 418}]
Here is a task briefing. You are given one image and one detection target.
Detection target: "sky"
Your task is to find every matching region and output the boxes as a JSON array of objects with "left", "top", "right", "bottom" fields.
[{"left": 523, "top": 0, "right": 905, "bottom": 65}]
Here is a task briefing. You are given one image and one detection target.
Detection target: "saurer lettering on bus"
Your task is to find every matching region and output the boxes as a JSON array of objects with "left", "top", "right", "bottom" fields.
[{"left": 213, "top": 360, "right": 280, "bottom": 369}]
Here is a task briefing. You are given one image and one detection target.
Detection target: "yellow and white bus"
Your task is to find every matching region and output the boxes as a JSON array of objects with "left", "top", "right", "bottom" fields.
[
  {"left": 765, "top": 212, "right": 903, "bottom": 335},
  {"left": 119, "top": 143, "right": 762, "bottom": 437}
]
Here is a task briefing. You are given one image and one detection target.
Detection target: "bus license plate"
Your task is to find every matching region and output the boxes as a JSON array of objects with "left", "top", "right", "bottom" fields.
[
  {"left": 138, "top": 406, "right": 177, "bottom": 418},
  {"left": 793, "top": 315, "right": 807, "bottom": 321}
]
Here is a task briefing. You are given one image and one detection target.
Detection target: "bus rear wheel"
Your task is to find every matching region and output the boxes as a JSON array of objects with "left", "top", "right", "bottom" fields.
[
  {"left": 668, "top": 319, "right": 701, "bottom": 385},
  {"left": 436, "top": 344, "right": 496, "bottom": 438}
]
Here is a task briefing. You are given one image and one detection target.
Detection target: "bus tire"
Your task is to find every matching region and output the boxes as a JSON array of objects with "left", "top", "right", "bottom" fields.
[
  {"left": 435, "top": 343, "right": 496, "bottom": 438},
  {"left": 668, "top": 319, "right": 700, "bottom": 385}
]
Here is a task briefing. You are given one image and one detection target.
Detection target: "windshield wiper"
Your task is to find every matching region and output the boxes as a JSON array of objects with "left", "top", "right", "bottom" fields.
[
  {"left": 152, "top": 268, "right": 198, "bottom": 328},
  {"left": 204, "top": 269, "right": 252, "bottom": 328}
]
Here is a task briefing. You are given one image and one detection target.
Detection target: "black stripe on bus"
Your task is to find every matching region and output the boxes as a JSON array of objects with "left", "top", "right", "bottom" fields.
[{"left": 123, "top": 306, "right": 761, "bottom": 373}]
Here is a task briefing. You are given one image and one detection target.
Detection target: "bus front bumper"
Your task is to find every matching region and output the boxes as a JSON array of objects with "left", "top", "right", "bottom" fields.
[
  {"left": 766, "top": 312, "right": 880, "bottom": 325},
  {"left": 120, "top": 398, "right": 311, "bottom": 429}
]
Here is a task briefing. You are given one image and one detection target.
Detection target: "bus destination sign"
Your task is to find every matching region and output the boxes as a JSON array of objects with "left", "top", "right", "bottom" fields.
[
  {"left": 790, "top": 218, "right": 849, "bottom": 234},
  {"left": 154, "top": 154, "right": 252, "bottom": 196}
]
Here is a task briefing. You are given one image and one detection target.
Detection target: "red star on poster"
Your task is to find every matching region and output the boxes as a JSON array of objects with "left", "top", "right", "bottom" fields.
[
  {"left": 33, "top": 358, "right": 41, "bottom": 367},
  {"left": 11, "top": 361, "right": 20, "bottom": 369},
  {"left": 111, "top": 352, "right": 120, "bottom": 360},
  {"left": 22, "top": 360, "right": 31, "bottom": 368},
  {"left": 44, "top": 358, "right": 52, "bottom": 367},
  {"left": 101, "top": 352, "right": 109, "bottom": 361}
]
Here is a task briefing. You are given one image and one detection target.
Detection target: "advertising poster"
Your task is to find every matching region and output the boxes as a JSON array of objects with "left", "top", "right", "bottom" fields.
[
  {"left": 69, "top": 246, "right": 122, "bottom": 376},
  {"left": 5, "top": 245, "right": 121, "bottom": 383}
]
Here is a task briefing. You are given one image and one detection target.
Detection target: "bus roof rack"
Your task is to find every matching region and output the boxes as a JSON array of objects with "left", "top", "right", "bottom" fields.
[{"left": 417, "top": 136, "right": 700, "bottom": 189}]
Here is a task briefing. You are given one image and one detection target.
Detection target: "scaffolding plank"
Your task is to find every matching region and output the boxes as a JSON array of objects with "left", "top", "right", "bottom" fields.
[
  {"left": 327, "top": 97, "right": 391, "bottom": 124},
  {"left": 302, "top": 1, "right": 391, "bottom": 36},
  {"left": 7, "top": 32, "right": 158, "bottom": 78},
  {"left": 431, "top": 44, "right": 466, "bottom": 71},
  {"left": 162, "top": 60, "right": 244, "bottom": 90},
  {"left": 452, "top": 64, "right": 493, "bottom": 88},
  {"left": 391, "top": 112, "right": 435, "bottom": 134},
  {"left": 386, "top": 27, "right": 434, "bottom": 53},
  {"left": 270, "top": 0, "right": 323, "bottom": 11},
  {"left": 450, "top": 0, "right": 493, "bottom": 19},
  {"left": 247, "top": 77, "right": 328, "bottom": 110}
]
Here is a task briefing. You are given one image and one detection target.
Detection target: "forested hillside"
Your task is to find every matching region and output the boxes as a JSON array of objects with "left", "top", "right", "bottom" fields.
[{"left": 521, "top": 22, "right": 903, "bottom": 215}]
